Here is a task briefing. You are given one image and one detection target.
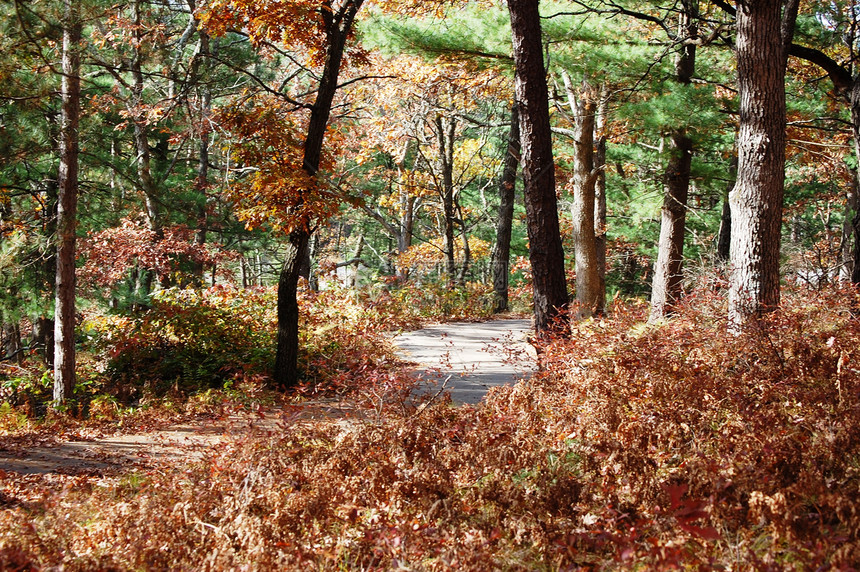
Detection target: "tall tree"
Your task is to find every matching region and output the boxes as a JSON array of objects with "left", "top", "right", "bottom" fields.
[
  {"left": 491, "top": 102, "right": 520, "bottom": 313},
  {"left": 54, "top": 0, "right": 81, "bottom": 403},
  {"left": 567, "top": 75, "right": 602, "bottom": 319},
  {"left": 728, "top": 0, "right": 798, "bottom": 327},
  {"left": 276, "top": 0, "right": 364, "bottom": 388},
  {"left": 507, "top": 0, "right": 569, "bottom": 333},
  {"left": 649, "top": 0, "right": 698, "bottom": 321}
]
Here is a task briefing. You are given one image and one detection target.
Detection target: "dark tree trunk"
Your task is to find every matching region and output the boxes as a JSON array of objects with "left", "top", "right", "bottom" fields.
[
  {"left": 717, "top": 154, "right": 737, "bottom": 262},
  {"left": 507, "top": 0, "right": 569, "bottom": 334},
  {"left": 435, "top": 114, "right": 457, "bottom": 282},
  {"left": 275, "top": 229, "right": 309, "bottom": 388},
  {"left": 728, "top": 0, "right": 794, "bottom": 327},
  {"left": 274, "top": 0, "right": 363, "bottom": 389},
  {"left": 53, "top": 0, "right": 81, "bottom": 403},
  {"left": 3, "top": 323, "right": 22, "bottom": 365},
  {"left": 850, "top": 79, "right": 860, "bottom": 285},
  {"left": 32, "top": 317, "right": 54, "bottom": 368},
  {"left": 492, "top": 103, "right": 520, "bottom": 313}
]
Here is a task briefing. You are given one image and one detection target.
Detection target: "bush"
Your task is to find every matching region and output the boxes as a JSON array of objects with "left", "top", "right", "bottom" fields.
[{"left": 84, "top": 285, "right": 278, "bottom": 397}]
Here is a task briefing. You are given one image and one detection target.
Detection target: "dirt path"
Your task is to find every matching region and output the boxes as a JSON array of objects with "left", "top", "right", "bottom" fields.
[
  {"left": 394, "top": 318, "right": 536, "bottom": 404},
  {"left": 0, "top": 319, "right": 536, "bottom": 476}
]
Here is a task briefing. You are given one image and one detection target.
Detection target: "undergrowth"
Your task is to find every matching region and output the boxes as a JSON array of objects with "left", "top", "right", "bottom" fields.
[{"left": 1, "top": 286, "right": 859, "bottom": 569}]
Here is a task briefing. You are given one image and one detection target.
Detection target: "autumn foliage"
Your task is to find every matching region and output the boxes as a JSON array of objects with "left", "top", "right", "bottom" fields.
[{"left": 2, "top": 286, "right": 859, "bottom": 569}]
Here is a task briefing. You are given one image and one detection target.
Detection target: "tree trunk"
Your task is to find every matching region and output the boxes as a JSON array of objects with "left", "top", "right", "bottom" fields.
[
  {"left": 649, "top": 2, "right": 697, "bottom": 320},
  {"left": 39, "top": 177, "right": 58, "bottom": 367},
  {"left": 3, "top": 323, "right": 22, "bottom": 365},
  {"left": 850, "top": 78, "right": 860, "bottom": 285},
  {"left": 192, "top": 29, "right": 212, "bottom": 284},
  {"left": 274, "top": 0, "right": 363, "bottom": 389},
  {"left": 507, "top": 0, "right": 569, "bottom": 334},
  {"left": 435, "top": 114, "right": 457, "bottom": 283},
  {"left": 491, "top": 102, "right": 520, "bottom": 313},
  {"left": 841, "top": 172, "right": 859, "bottom": 282},
  {"left": 650, "top": 129, "right": 693, "bottom": 320},
  {"left": 571, "top": 79, "right": 600, "bottom": 320},
  {"left": 717, "top": 154, "right": 737, "bottom": 262},
  {"left": 594, "top": 88, "right": 608, "bottom": 316},
  {"left": 53, "top": 0, "right": 81, "bottom": 404},
  {"left": 456, "top": 196, "right": 471, "bottom": 286},
  {"left": 275, "top": 229, "right": 309, "bottom": 389},
  {"left": 728, "top": 0, "right": 793, "bottom": 327},
  {"left": 131, "top": 0, "right": 160, "bottom": 235}
]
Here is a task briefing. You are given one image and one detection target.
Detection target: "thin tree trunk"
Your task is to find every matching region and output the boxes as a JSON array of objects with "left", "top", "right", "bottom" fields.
[
  {"left": 594, "top": 88, "right": 607, "bottom": 316},
  {"left": 728, "top": 0, "right": 794, "bottom": 327},
  {"left": 193, "top": 29, "right": 212, "bottom": 283},
  {"left": 274, "top": 0, "right": 363, "bottom": 389},
  {"left": 650, "top": 130, "right": 692, "bottom": 320},
  {"left": 54, "top": 0, "right": 81, "bottom": 403},
  {"left": 570, "top": 79, "right": 600, "bottom": 320},
  {"left": 507, "top": 0, "right": 569, "bottom": 334},
  {"left": 456, "top": 196, "right": 471, "bottom": 286},
  {"left": 131, "top": 0, "right": 160, "bottom": 235},
  {"left": 717, "top": 154, "right": 737, "bottom": 262},
  {"left": 841, "top": 172, "right": 858, "bottom": 282},
  {"left": 3, "top": 323, "right": 22, "bottom": 365},
  {"left": 649, "top": 0, "right": 697, "bottom": 321},
  {"left": 435, "top": 114, "right": 457, "bottom": 283},
  {"left": 492, "top": 103, "right": 520, "bottom": 313}
]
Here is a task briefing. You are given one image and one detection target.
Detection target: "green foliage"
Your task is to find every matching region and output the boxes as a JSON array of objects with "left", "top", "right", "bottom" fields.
[{"left": 84, "top": 285, "right": 278, "bottom": 397}]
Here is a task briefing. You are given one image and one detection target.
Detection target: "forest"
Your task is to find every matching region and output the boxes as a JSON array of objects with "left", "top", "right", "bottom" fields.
[{"left": 1, "top": 0, "right": 860, "bottom": 568}]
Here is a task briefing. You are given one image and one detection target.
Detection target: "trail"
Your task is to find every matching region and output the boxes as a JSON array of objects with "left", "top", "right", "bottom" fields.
[
  {"left": 0, "top": 319, "right": 536, "bottom": 475},
  {"left": 393, "top": 318, "right": 536, "bottom": 404}
]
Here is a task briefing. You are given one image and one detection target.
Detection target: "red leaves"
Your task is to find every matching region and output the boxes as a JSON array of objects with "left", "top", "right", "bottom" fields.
[
  {"left": 662, "top": 483, "right": 721, "bottom": 541},
  {"left": 79, "top": 218, "right": 232, "bottom": 288}
]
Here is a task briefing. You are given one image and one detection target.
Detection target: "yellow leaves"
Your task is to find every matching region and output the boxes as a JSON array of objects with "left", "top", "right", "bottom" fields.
[{"left": 396, "top": 236, "right": 490, "bottom": 270}]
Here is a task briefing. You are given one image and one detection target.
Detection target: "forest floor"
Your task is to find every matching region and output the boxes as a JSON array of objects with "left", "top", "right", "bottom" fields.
[{"left": 0, "top": 318, "right": 535, "bottom": 476}]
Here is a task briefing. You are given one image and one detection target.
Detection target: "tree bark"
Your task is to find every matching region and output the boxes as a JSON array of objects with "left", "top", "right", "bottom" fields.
[
  {"left": 650, "top": 130, "right": 692, "bottom": 320},
  {"left": 491, "top": 103, "right": 520, "bottom": 313},
  {"left": 53, "top": 0, "right": 81, "bottom": 404},
  {"left": 507, "top": 0, "right": 569, "bottom": 334},
  {"left": 274, "top": 0, "right": 363, "bottom": 389},
  {"left": 717, "top": 154, "right": 737, "bottom": 262},
  {"left": 192, "top": 28, "right": 212, "bottom": 284},
  {"left": 594, "top": 88, "right": 607, "bottom": 316},
  {"left": 570, "top": 78, "right": 600, "bottom": 320},
  {"left": 850, "top": 79, "right": 860, "bottom": 285},
  {"left": 841, "top": 172, "right": 859, "bottom": 282},
  {"left": 649, "top": 0, "right": 697, "bottom": 321},
  {"left": 435, "top": 114, "right": 458, "bottom": 283},
  {"left": 728, "top": 0, "right": 793, "bottom": 328},
  {"left": 131, "top": 0, "right": 160, "bottom": 235}
]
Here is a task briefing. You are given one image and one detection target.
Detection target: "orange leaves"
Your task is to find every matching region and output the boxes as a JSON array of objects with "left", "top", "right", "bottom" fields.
[
  {"left": 217, "top": 96, "right": 341, "bottom": 233},
  {"left": 199, "top": 0, "right": 328, "bottom": 64}
]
